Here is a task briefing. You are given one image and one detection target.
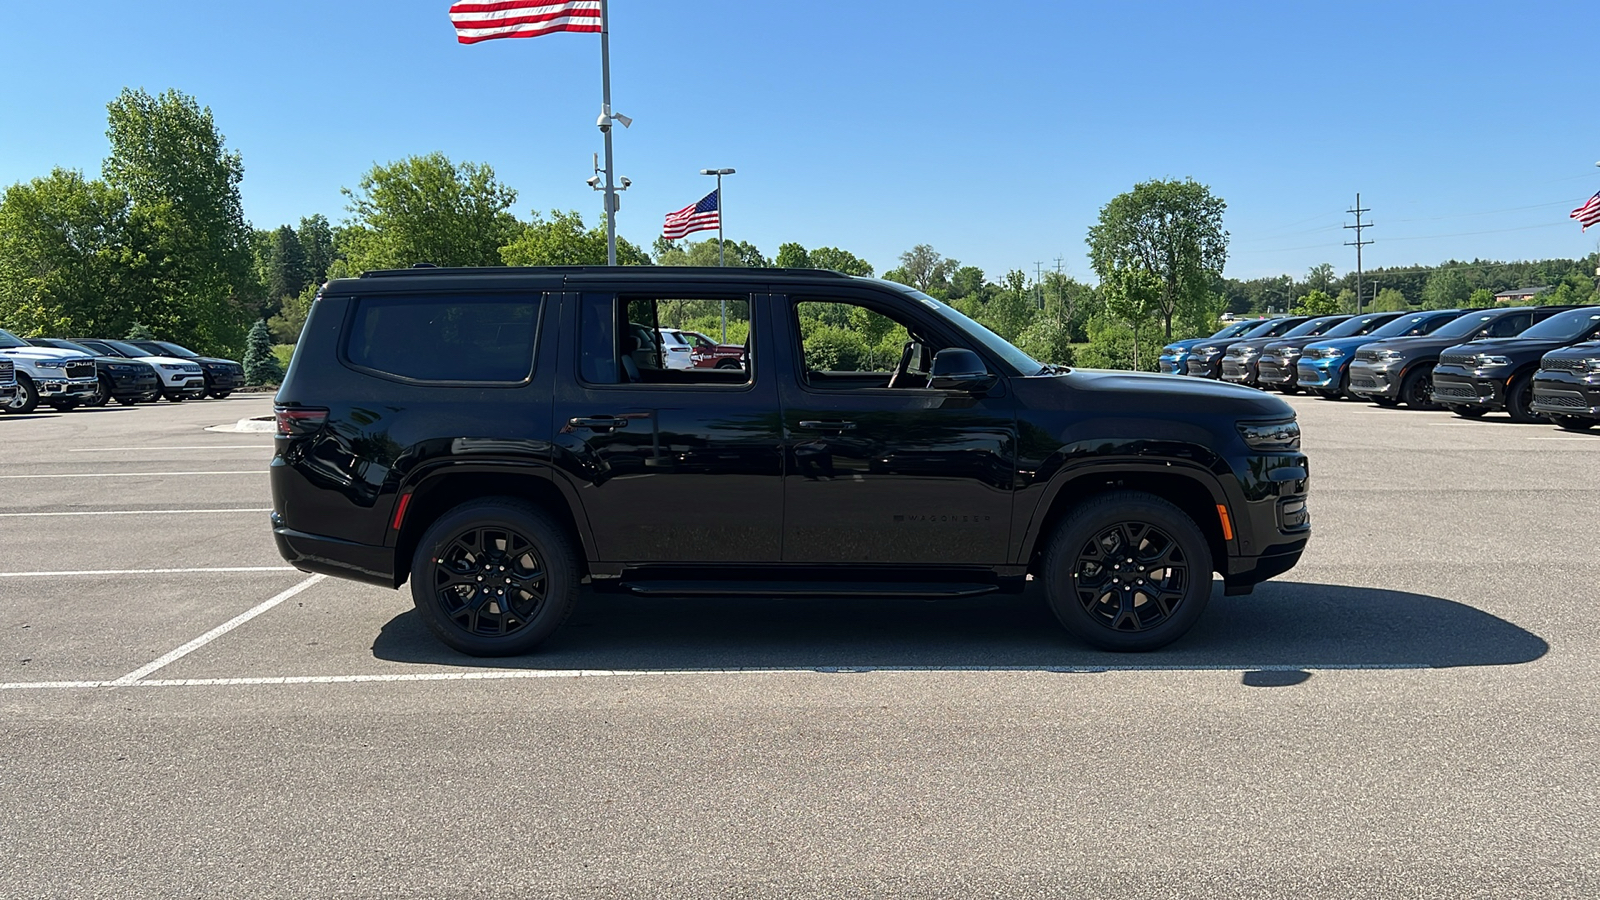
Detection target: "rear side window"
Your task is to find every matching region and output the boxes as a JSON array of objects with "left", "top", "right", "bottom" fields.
[{"left": 346, "top": 294, "right": 539, "bottom": 383}]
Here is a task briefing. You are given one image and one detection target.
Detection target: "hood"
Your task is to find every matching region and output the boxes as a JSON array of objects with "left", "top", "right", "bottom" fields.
[
  {"left": 1304, "top": 334, "right": 1391, "bottom": 352},
  {"left": 1160, "top": 337, "right": 1211, "bottom": 352},
  {"left": 1446, "top": 337, "right": 1579, "bottom": 357},
  {"left": 1058, "top": 369, "right": 1294, "bottom": 419},
  {"left": 1261, "top": 336, "right": 1331, "bottom": 353},
  {"left": 192, "top": 356, "right": 241, "bottom": 367},
  {"left": 1541, "top": 341, "right": 1600, "bottom": 362},
  {"left": 130, "top": 354, "right": 202, "bottom": 369},
  {"left": 0, "top": 346, "right": 93, "bottom": 362}
]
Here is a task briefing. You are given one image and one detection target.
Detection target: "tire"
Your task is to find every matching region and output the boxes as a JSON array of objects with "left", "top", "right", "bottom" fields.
[
  {"left": 1040, "top": 490, "right": 1214, "bottom": 652},
  {"left": 1314, "top": 389, "right": 1340, "bottom": 400},
  {"left": 409, "top": 498, "right": 580, "bottom": 657},
  {"left": 47, "top": 400, "right": 79, "bottom": 412},
  {"left": 163, "top": 391, "right": 185, "bottom": 402},
  {"left": 115, "top": 396, "right": 137, "bottom": 406},
  {"left": 208, "top": 390, "right": 232, "bottom": 400},
  {"left": 1371, "top": 397, "right": 1400, "bottom": 408},
  {"left": 1451, "top": 406, "right": 1487, "bottom": 419},
  {"left": 1277, "top": 386, "right": 1300, "bottom": 395},
  {"left": 1504, "top": 373, "right": 1538, "bottom": 424},
  {"left": 1399, "top": 365, "right": 1439, "bottom": 410},
  {"left": 1550, "top": 415, "right": 1595, "bottom": 432},
  {"left": 3, "top": 374, "right": 40, "bottom": 415},
  {"left": 715, "top": 360, "right": 741, "bottom": 370},
  {"left": 89, "top": 377, "right": 113, "bottom": 407}
]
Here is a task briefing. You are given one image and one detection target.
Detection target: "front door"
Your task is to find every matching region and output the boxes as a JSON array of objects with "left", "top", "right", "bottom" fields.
[
  {"left": 551, "top": 290, "right": 783, "bottom": 564},
  {"left": 775, "top": 292, "right": 1017, "bottom": 565}
]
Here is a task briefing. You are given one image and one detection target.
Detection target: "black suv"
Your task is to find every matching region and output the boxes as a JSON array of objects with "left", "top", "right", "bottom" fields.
[
  {"left": 1531, "top": 340, "right": 1600, "bottom": 430},
  {"left": 1185, "top": 317, "right": 1311, "bottom": 379},
  {"left": 272, "top": 267, "right": 1311, "bottom": 655},
  {"left": 127, "top": 340, "right": 245, "bottom": 398},
  {"left": 1221, "top": 315, "right": 1349, "bottom": 388},
  {"left": 1345, "top": 307, "right": 1569, "bottom": 410},
  {"left": 1432, "top": 307, "right": 1600, "bottom": 421},
  {"left": 27, "top": 338, "right": 161, "bottom": 406}
]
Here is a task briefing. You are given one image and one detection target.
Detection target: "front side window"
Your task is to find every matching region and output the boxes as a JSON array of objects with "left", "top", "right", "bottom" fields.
[
  {"left": 345, "top": 294, "right": 539, "bottom": 383},
  {"left": 1483, "top": 313, "right": 1531, "bottom": 338}
]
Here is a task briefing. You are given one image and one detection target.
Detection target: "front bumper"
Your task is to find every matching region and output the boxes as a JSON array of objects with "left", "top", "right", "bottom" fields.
[
  {"left": 1220, "top": 357, "right": 1261, "bottom": 386},
  {"left": 1157, "top": 352, "right": 1190, "bottom": 375},
  {"left": 1530, "top": 371, "right": 1600, "bottom": 420},
  {"left": 1257, "top": 355, "right": 1301, "bottom": 387},
  {"left": 1431, "top": 368, "right": 1507, "bottom": 409},
  {"left": 1222, "top": 452, "right": 1311, "bottom": 594},
  {"left": 1347, "top": 359, "right": 1403, "bottom": 399},
  {"left": 203, "top": 369, "right": 244, "bottom": 391},
  {"left": 1295, "top": 358, "right": 1345, "bottom": 390},
  {"left": 1185, "top": 356, "right": 1222, "bottom": 378},
  {"left": 159, "top": 374, "right": 208, "bottom": 397},
  {"left": 36, "top": 379, "right": 97, "bottom": 399},
  {"left": 106, "top": 369, "right": 161, "bottom": 397}
]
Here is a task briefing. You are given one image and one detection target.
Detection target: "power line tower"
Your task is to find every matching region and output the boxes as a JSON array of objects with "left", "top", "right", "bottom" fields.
[{"left": 1344, "top": 193, "right": 1374, "bottom": 314}]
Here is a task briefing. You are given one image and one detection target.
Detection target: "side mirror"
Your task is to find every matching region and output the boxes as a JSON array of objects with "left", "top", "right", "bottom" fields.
[{"left": 928, "top": 348, "right": 998, "bottom": 393}]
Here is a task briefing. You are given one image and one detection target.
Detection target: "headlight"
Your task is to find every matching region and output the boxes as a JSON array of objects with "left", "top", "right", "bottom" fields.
[
  {"left": 1475, "top": 355, "right": 1511, "bottom": 368},
  {"left": 1586, "top": 359, "right": 1600, "bottom": 374},
  {"left": 160, "top": 363, "right": 187, "bottom": 371},
  {"left": 1162, "top": 346, "right": 1182, "bottom": 356},
  {"left": 1236, "top": 347, "right": 1260, "bottom": 358},
  {"left": 1195, "top": 346, "right": 1220, "bottom": 356},
  {"left": 1280, "top": 348, "right": 1302, "bottom": 359},
  {"left": 36, "top": 360, "right": 66, "bottom": 369},
  {"left": 1238, "top": 419, "right": 1302, "bottom": 451},
  {"left": 107, "top": 364, "right": 135, "bottom": 373}
]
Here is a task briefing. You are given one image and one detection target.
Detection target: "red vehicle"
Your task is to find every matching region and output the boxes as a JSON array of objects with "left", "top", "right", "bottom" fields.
[{"left": 673, "top": 329, "right": 746, "bottom": 370}]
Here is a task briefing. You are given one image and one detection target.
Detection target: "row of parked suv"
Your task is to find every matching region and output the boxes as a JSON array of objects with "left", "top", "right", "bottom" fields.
[
  {"left": 0, "top": 329, "right": 245, "bottom": 414},
  {"left": 1160, "top": 306, "right": 1600, "bottom": 430}
]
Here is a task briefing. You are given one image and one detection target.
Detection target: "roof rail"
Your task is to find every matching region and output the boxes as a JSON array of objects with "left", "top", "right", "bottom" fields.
[{"left": 358, "top": 265, "right": 856, "bottom": 280}]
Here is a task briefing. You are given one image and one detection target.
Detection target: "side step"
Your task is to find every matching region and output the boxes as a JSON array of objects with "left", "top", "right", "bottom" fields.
[{"left": 617, "top": 580, "right": 1001, "bottom": 600}]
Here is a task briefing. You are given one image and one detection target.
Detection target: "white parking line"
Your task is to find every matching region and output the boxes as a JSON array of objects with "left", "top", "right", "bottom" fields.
[
  {"left": 0, "top": 662, "right": 1432, "bottom": 691},
  {"left": 0, "top": 508, "right": 271, "bottom": 518},
  {"left": 68, "top": 446, "right": 270, "bottom": 452},
  {"left": 109, "top": 574, "right": 324, "bottom": 685},
  {"left": 0, "top": 471, "right": 262, "bottom": 479},
  {"left": 0, "top": 566, "right": 297, "bottom": 578},
  {"left": 1529, "top": 436, "right": 1598, "bottom": 441}
]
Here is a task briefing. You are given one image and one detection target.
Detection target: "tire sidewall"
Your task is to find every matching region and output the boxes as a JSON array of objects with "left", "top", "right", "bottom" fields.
[
  {"left": 1042, "top": 492, "right": 1214, "bottom": 652},
  {"left": 1505, "top": 372, "right": 1537, "bottom": 423},
  {"left": 6, "top": 375, "right": 40, "bottom": 414},
  {"left": 408, "top": 499, "right": 580, "bottom": 657}
]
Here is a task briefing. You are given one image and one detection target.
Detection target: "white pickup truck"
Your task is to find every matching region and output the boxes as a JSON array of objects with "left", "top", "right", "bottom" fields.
[{"left": 0, "top": 328, "right": 98, "bottom": 414}]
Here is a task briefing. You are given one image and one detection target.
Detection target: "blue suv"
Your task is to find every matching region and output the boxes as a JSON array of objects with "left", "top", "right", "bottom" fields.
[{"left": 1298, "top": 309, "right": 1465, "bottom": 399}]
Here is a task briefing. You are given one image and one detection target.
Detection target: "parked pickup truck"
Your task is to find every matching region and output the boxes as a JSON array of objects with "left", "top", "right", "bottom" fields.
[{"left": 0, "top": 328, "right": 98, "bottom": 413}]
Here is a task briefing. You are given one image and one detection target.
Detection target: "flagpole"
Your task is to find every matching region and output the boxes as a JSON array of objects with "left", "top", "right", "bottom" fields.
[{"left": 600, "top": 0, "right": 617, "bottom": 266}]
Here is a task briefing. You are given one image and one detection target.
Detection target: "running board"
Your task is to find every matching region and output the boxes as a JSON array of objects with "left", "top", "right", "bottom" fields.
[{"left": 617, "top": 580, "right": 1001, "bottom": 599}]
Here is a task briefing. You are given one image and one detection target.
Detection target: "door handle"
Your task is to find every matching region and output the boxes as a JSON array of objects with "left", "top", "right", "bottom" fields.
[
  {"left": 797, "top": 420, "right": 856, "bottom": 431},
  {"left": 569, "top": 416, "right": 629, "bottom": 431}
]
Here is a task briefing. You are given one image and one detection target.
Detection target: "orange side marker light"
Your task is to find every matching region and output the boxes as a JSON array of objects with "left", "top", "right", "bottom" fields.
[{"left": 1216, "top": 504, "right": 1235, "bottom": 542}]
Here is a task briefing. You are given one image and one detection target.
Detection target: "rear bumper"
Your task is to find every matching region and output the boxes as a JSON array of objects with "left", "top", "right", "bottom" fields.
[{"left": 272, "top": 517, "right": 397, "bottom": 588}]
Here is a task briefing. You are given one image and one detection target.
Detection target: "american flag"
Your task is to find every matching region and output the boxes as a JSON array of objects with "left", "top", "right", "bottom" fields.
[
  {"left": 1573, "top": 191, "right": 1600, "bottom": 232},
  {"left": 663, "top": 190, "right": 720, "bottom": 240},
  {"left": 448, "top": 0, "right": 601, "bottom": 44}
]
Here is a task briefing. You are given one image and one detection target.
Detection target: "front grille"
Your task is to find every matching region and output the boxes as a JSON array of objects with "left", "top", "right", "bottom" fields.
[
  {"left": 1221, "top": 360, "right": 1248, "bottom": 377},
  {"left": 1433, "top": 382, "right": 1478, "bottom": 399},
  {"left": 0, "top": 359, "right": 14, "bottom": 384},
  {"left": 1541, "top": 357, "right": 1592, "bottom": 374},
  {"left": 1439, "top": 352, "right": 1478, "bottom": 368},
  {"left": 1354, "top": 349, "right": 1384, "bottom": 362},
  {"left": 65, "top": 362, "right": 95, "bottom": 379},
  {"left": 1351, "top": 376, "right": 1380, "bottom": 389},
  {"left": 1532, "top": 390, "right": 1587, "bottom": 409},
  {"left": 1258, "top": 362, "right": 1288, "bottom": 382}
]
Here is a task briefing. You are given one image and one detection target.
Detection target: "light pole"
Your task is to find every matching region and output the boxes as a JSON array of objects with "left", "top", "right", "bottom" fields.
[
  {"left": 700, "top": 167, "right": 735, "bottom": 341},
  {"left": 587, "top": 153, "right": 629, "bottom": 258}
]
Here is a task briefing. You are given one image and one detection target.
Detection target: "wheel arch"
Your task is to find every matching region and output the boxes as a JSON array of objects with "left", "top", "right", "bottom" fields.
[
  {"left": 392, "top": 466, "right": 593, "bottom": 587},
  {"left": 1021, "top": 464, "right": 1231, "bottom": 578}
]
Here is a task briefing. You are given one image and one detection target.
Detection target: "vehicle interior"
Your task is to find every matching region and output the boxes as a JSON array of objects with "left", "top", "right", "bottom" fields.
[
  {"left": 792, "top": 298, "right": 951, "bottom": 390},
  {"left": 582, "top": 295, "right": 751, "bottom": 386}
]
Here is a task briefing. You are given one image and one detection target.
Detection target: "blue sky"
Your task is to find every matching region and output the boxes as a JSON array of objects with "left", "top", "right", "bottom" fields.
[{"left": 2, "top": 1, "right": 1597, "bottom": 282}]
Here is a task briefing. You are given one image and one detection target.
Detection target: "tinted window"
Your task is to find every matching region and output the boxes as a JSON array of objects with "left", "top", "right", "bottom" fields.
[
  {"left": 581, "top": 294, "right": 751, "bottom": 386},
  {"left": 1483, "top": 314, "right": 1530, "bottom": 338},
  {"left": 346, "top": 294, "right": 539, "bottom": 382},
  {"left": 1209, "top": 321, "right": 1257, "bottom": 339},
  {"left": 1283, "top": 316, "right": 1346, "bottom": 338},
  {"left": 0, "top": 330, "right": 26, "bottom": 349},
  {"left": 153, "top": 341, "right": 199, "bottom": 358},
  {"left": 1245, "top": 318, "right": 1306, "bottom": 338},
  {"left": 88, "top": 339, "right": 152, "bottom": 358},
  {"left": 1428, "top": 312, "right": 1504, "bottom": 339},
  {"left": 1517, "top": 309, "right": 1600, "bottom": 342},
  {"left": 1321, "top": 314, "right": 1398, "bottom": 338}
]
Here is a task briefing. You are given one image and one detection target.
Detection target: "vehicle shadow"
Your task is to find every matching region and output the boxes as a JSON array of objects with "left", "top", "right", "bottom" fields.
[{"left": 370, "top": 581, "right": 1548, "bottom": 672}]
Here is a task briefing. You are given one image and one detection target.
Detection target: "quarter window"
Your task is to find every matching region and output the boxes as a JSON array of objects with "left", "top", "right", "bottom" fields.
[{"left": 346, "top": 294, "right": 539, "bottom": 383}]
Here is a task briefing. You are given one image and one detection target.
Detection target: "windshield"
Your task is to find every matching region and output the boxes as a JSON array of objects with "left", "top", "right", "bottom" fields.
[
  {"left": 148, "top": 340, "right": 198, "bottom": 358},
  {"left": 1517, "top": 309, "right": 1600, "bottom": 342},
  {"left": 37, "top": 339, "right": 97, "bottom": 355},
  {"left": 1426, "top": 311, "right": 1508, "bottom": 339},
  {"left": 1369, "top": 311, "right": 1458, "bottom": 338},
  {"left": 1209, "top": 320, "right": 1257, "bottom": 339},
  {"left": 1283, "top": 316, "right": 1346, "bottom": 338},
  {"left": 1321, "top": 314, "right": 1397, "bottom": 338},
  {"left": 870, "top": 279, "right": 1044, "bottom": 375},
  {"left": 1243, "top": 318, "right": 1303, "bottom": 339},
  {"left": 0, "top": 329, "right": 27, "bottom": 349},
  {"left": 93, "top": 339, "right": 152, "bottom": 358}
]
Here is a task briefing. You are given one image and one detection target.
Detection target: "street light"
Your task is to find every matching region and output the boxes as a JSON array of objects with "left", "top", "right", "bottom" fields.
[{"left": 700, "top": 168, "right": 736, "bottom": 341}]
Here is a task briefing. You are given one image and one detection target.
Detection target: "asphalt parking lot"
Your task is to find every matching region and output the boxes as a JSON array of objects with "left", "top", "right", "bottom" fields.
[{"left": 1, "top": 394, "right": 1596, "bottom": 899}]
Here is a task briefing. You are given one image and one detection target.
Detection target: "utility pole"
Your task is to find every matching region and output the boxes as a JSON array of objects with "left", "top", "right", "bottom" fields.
[
  {"left": 1344, "top": 193, "right": 1374, "bottom": 314},
  {"left": 1034, "top": 261, "right": 1045, "bottom": 309}
]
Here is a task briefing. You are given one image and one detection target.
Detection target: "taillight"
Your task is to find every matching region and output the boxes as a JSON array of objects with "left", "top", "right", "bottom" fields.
[{"left": 275, "top": 406, "right": 328, "bottom": 436}]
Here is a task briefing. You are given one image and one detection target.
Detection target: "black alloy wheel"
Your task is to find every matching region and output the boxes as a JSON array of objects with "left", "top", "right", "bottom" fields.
[
  {"left": 410, "top": 498, "right": 579, "bottom": 656},
  {"left": 1042, "top": 491, "right": 1213, "bottom": 652},
  {"left": 3, "top": 374, "right": 40, "bottom": 414},
  {"left": 1504, "top": 373, "right": 1539, "bottom": 424},
  {"left": 1400, "top": 365, "right": 1439, "bottom": 410},
  {"left": 1550, "top": 415, "right": 1595, "bottom": 432}
]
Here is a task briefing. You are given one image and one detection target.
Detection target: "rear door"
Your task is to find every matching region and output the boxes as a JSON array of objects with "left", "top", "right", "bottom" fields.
[{"left": 550, "top": 288, "right": 783, "bottom": 564}]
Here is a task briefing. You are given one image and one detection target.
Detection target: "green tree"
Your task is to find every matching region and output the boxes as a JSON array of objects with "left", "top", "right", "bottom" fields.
[
  {"left": 339, "top": 152, "right": 519, "bottom": 272},
  {"left": 1291, "top": 289, "right": 1340, "bottom": 316},
  {"left": 1093, "top": 267, "right": 1164, "bottom": 370},
  {"left": 498, "top": 210, "right": 648, "bottom": 266},
  {"left": 126, "top": 322, "right": 156, "bottom": 341},
  {"left": 1370, "top": 288, "right": 1409, "bottom": 312},
  {"left": 807, "top": 247, "right": 873, "bottom": 277},
  {"left": 1087, "top": 178, "right": 1229, "bottom": 340},
  {"left": 775, "top": 242, "right": 810, "bottom": 268},
  {"left": 104, "top": 87, "right": 256, "bottom": 355},
  {"left": 1465, "top": 288, "right": 1496, "bottom": 308},
  {"left": 976, "top": 270, "right": 1036, "bottom": 343},
  {"left": 947, "top": 265, "right": 990, "bottom": 302},
  {"left": 266, "top": 224, "right": 308, "bottom": 302},
  {"left": 242, "top": 318, "right": 283, "bottom": 385},
  {"left": 0, "top": 168, "right": 139, "bottom": 338},
  {"left": 885, "top": 244, "right": 957, "bottom": 297},
  {"left": 298, "top": 214, "right": 337, "bottom": 283},
  {"left": 268, "top": 282, "right": 317, "bottom": 344},
  {"left": 1305, "top": 263, "right": 1336, "bottom": 294},
  {"left": 1421, "top": 267, "right": 1472, "bottom": 309},
  {"left": 656, "top": 238, "right": 766, "bottom": 267}
]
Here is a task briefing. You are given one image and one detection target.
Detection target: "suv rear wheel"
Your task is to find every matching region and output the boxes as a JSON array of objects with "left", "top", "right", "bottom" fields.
[
  {"left": 409, "top": 498, "right": 580, "bottom": 656},
  {"left": 1041, "top": 491, "right": 1213, "bottom": 652}
]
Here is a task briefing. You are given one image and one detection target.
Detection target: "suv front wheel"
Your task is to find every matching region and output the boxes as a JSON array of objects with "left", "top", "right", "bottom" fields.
[
  {"left": 409, "top": 498, "right": 580, "bottom": 656},
  {"left": 1041, "top": 491, "right": 1214, "bottom": 652}
]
